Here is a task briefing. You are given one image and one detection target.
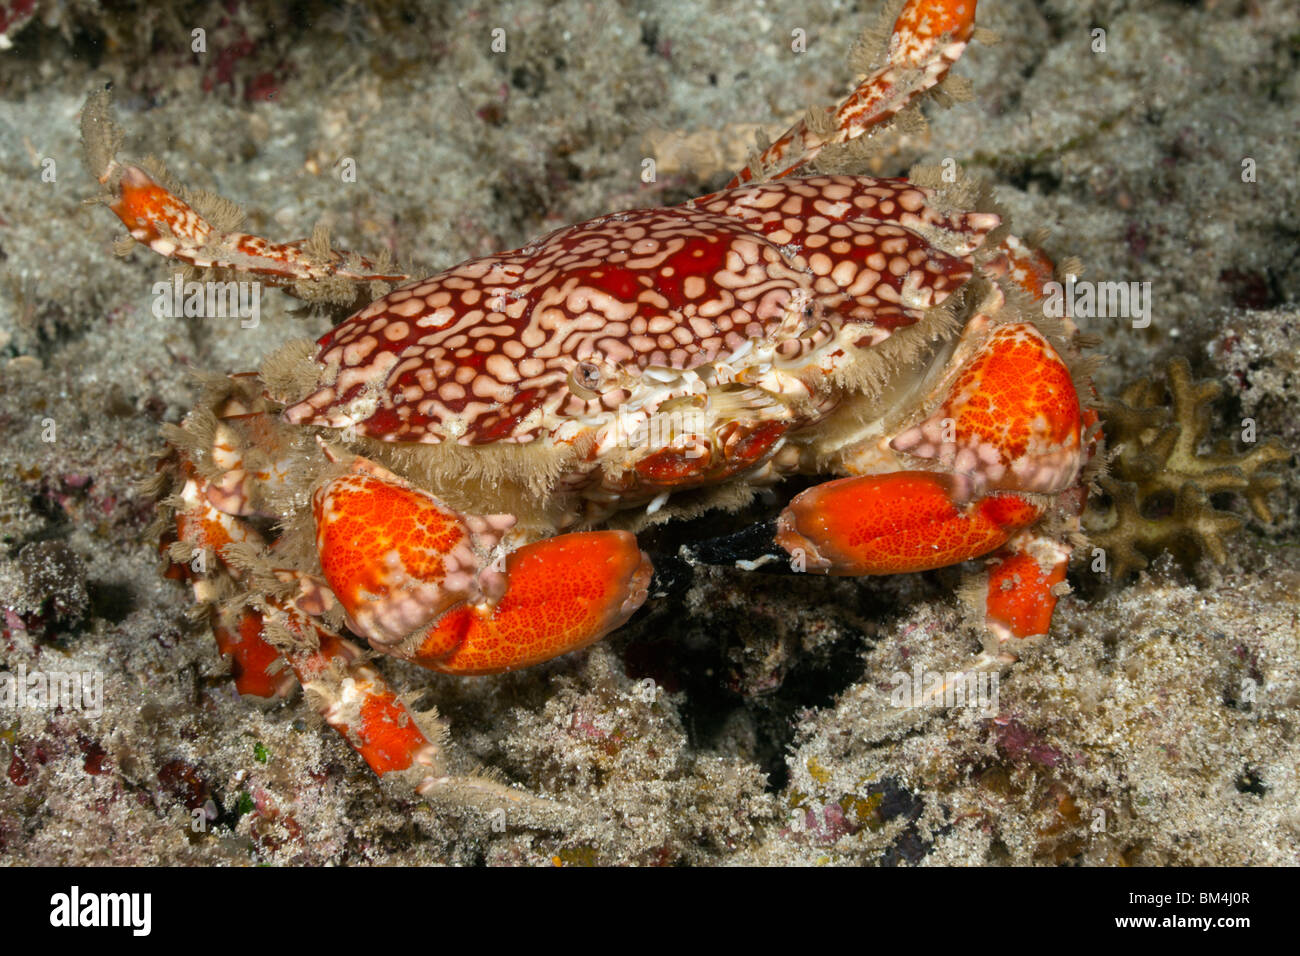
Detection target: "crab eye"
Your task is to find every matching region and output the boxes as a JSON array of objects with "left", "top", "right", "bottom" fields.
[{"left": 568, "top": 362, "right": 603, "bottom": 399}]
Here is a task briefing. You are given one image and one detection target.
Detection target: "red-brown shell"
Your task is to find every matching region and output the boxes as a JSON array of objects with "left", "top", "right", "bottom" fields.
[{"left": 284, "top": 175, "right": 997, "bottom": 445}]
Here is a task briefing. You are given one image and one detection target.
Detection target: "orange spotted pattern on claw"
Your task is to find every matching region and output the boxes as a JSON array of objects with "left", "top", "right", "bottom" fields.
[
  {"left": 777, "top": 472, "right": 1042, "bottom": 575},
  {"left": 285, "top": 176, "right": 998, "bottom": 446},
  {"left": 892, "top": 323, "right": 1083, "bottom": 495},
  {"left": 407, "top": 531, "right": 652, "bottom": 675},
  {"left": 312, "top": 468, "right": 495, "bottom": 647},
  {"left": 315, "top": 464, "right": 652, "bottom": 674}
]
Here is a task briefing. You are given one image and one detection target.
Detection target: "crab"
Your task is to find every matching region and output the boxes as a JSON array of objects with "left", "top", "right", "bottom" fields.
[{"left": 81, "top": 0, "right": 1099, "bottom": 817}]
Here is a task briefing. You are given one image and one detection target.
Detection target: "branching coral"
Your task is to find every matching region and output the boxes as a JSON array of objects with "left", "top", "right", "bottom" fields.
[{"left": 1085, "top": 358, "right": 1288, "bottom": 580}]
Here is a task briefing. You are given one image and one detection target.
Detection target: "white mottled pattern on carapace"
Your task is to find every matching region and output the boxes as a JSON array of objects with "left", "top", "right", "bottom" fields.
[{"left": 284, "top": 175, "right": 997, "bottom": 445}]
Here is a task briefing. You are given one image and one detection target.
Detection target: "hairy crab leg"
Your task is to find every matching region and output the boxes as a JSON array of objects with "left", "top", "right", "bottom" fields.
[
  {"left": 726, "top": 0, "right": 979, "bottom": 186},
  {"left": 79, "top": 90, "right": 408, "bottom": 291},
  {"left": 229, "top": 600, "right": 572, "bottom": 822},
  {"left": 283, "top": 621, "right": 439, "bottom": 776},
  {"left": 155, "top": 369, "right": 613, "bottom": 815},
  {"left": 164, "top": 466, "right": 298, "bottom": 700},
  {"left": 989, "top": 235, "right": 1060, "bottom": 312},
  {"left": 211, "top": 606, "right": 296, "bottom": 701}
]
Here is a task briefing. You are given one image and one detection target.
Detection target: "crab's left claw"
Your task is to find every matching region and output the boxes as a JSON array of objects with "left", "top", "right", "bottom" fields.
[
  {"left": 777, "top": 472, "right": 1043, "bottom": 575},
  {"left": 779, "top": 320, "right": 1087, "bottom": 653},
  {"left": 313, "top": 457, "right": 652, "bottom": 675}
]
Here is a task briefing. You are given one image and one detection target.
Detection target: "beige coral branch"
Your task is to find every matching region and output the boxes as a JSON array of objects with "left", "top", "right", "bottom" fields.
[{"left": 1084, "top": 358, "right": 1287, "bottom": 580}]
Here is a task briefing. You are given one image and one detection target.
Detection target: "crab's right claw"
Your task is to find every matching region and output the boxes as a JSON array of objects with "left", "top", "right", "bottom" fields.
[
  {"left": 313, "top": 458, "right": 652, "bottom": 675},
  {"left": 408, "top": 532, "right": 652, "bottom": 674}
]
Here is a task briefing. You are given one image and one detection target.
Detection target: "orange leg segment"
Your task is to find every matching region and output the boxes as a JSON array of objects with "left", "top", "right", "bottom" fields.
[
  {"left": 206, "top": 595, "right": 571, "bottom": 818},
  {"left": 100, "top": 164, "right": 408, "bottom": 287},
  {"left": 287, "top": 627, "right": 437, "bottom": 777},
  {"left": 213, "top": 608, "right": 295, "bottom": 701},
  {"left": 983, "top": 542, "right": 1069, "bottom": 642}
]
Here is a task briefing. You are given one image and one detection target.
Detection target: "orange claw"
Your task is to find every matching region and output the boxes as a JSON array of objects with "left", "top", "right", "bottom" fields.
[
  {"left": 893, "top": 323, "right": 1084, "bottom": 496},
  {"left": 408, "top": 532, "right": 653, "bottom": 675},
  {"left": 314, "top": 457, "right": 651, "bottom": 674},
  {"left": 313, "top": 459, "right": 516, "bottom": 650},
  {"left": 777, "top": 472, "right": 1041, "bottom": 575}
]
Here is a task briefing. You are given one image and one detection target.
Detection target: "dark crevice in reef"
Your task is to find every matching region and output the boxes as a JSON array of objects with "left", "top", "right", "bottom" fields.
[
  {"left": 628, "top": 495, "right": 892, "bottom": 793},
  {"left": 623, "top": 602, "right": 869, "bottom": 793},
  {"left": 997, "top": 157, "right": 1063, "bottom": 196},
  {"left": 88, "top": 580, "right": 136, "bottom": 625},
  {"left": 1235, "top": 767, "right": 1268, "bottom": 797}
]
